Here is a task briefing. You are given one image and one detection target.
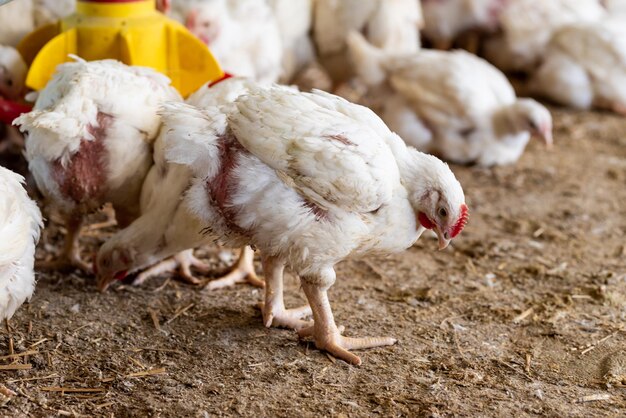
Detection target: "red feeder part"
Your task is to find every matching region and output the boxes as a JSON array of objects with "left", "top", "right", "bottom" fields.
[{"left": 0, "top": 97, "right": 33, "bottom": 125}]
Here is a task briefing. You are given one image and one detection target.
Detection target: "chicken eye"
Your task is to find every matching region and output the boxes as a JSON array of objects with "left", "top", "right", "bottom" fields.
[{"left": 438, "top": 208, "right": 448, "bottom": 218}]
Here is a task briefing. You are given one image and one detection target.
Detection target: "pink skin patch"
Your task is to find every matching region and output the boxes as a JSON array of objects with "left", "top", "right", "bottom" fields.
[
  {"left": 205, "top": 131, "right": 250, "bottom": 237},
  {"left": 450, "top": 204, "right": 469, "bottom": 238},
  {"left": 51, "top": 111, "right": 111, "bottom": 204}
]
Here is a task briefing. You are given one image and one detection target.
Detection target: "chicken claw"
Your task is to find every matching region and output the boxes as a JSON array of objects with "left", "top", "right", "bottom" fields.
[
  {"left": 37, "top": 217, "right": 91, "bottom": 273},
  {"left": 0, "top": 385, "right": 15, "bottom": 407},
  {"left": 259, "top": 255, "right": 311, "bottom": 330},
  {"left": 203, "top": 246, "right": 264, "bottom": 290},
  {"left": 299, "top": 282, "right": 396, "bottom": 365},
  {"left": 258, "top": 302, "right": 312, "bottom": 331},
  {"left": 133, "top": 249, "right": 206, "bottom": 286}
]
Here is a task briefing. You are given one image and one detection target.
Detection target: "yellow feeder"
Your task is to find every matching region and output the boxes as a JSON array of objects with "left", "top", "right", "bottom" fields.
[{"left": 17, "top": 0, "right": 223, "bottom": 97}]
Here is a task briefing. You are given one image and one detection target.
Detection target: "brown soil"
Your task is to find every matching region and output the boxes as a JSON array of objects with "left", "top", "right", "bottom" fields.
[{"left": 1, "top": 106, "right": 625, "bottom": 417}]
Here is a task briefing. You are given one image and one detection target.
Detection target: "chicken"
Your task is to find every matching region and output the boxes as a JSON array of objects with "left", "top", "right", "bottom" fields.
[
  {"left": 421, "top": 0, "right": 506, "bottom": 50},
  {"left": 0, "top": 0, "right": 34, "bottom": 47},
  {"left": 0, "top": 166, "right": 42, "bottom": 400},
  {"left": 33, "top": 0, "right": 76, "bottom": 27},
  {"left": 14, "top": 58, "right": 181, "bottom": 272},
  {"left": 313, "top": 0, "right": 422, "bottom": 82},
  {"left": 0, "top": 166, "right": 42, "bottom": 322},
  {"left": 602, "top": 0, "right": 626, "bottom": 15},
  {"left": 0, "top": 45, "right": 27, "bottom": 101},
  {"left": 529, "top": 17, "right": 626, "bottom": 114},
  {"left": 483, "top": 0, "right": 605, "bottom": 73},
  {"left": 0, "top": 45, "right": 28, "bottom": 153},
  {"left": 95, "top": 77, "right": 263, "bottom": 291},
  {"left": 152, "top": 82, "right": 469, "bottom": 365},
  {"left": 266, "top": 0, "right": 315, "bottom": 83},
  {"left": 348, "top": 33, "right": 553, "bottom": 167},
  {"left": 172, "top": 0, "right": 283, "bottom": 83}
]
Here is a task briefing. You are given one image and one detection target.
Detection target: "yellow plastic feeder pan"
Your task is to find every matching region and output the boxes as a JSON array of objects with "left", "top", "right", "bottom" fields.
[{"left": 17, "top": 0, "right": 223, "bottom": 97}]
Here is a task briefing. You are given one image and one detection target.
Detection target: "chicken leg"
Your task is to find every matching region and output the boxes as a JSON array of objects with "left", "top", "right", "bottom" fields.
[
  {"left": 258, "top": 255, "right": 312, "bottom": 330},
  {"left": 132, "top": 246, "right": 264, "bottom": 289},
  {"left": 133, "top": 249, "right": 210, "bottom": 286},
  {"left": 298, "top": 280, "right": 397, "bottom": 365},
  {"left": 0, "top": 385, "right": 15, "bottom": 406},
  {"left": 203, "top": 246, "right": 264, "bottom": 290},
  {"left": 37, "top": 216, "right": 91, "bottom": 272}
]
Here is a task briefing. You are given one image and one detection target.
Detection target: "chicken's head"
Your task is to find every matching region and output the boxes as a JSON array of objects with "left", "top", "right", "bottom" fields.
[
  {"left": 0, "top": 46, "right": 27, "bottom": 101},
  {"left": 409, "top": 151, "right": 468, "bottom": 250},
  {"left": 511, "top": 99, "right": 553, "bottom": 148},
  {"left": 184, "top": 0, "right": 228, "bottom": 46},
  {"left": 95, "top": 245, "right": 135, "bottom": 292}
]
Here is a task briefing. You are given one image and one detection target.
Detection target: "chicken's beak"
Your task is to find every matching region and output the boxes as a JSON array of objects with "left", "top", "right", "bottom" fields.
[
  {"left": 96, "top": 276, "right": 112, "bottom": 293},
  {"left": 435, "top": 227, "right": 451, "bottom": 251},
  {"left": 538, "top": 126, "right": 553, "bottom": 149}
]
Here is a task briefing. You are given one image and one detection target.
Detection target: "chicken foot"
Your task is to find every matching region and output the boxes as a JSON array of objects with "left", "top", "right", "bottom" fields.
[
  {"left": 258, "top": 255, "right": 312, "bottom": 330},
  {"left": 37, "top": 217, "right": 91, "bottom": 272},
  {"left": 203, "top": 246, "right": 264, "bottom": 290},
  {"left": 133, "top": 249, "right": 208, "bottom": 286},
  {"left": 298, "top": 280, "right": 397, "bottom": 366},
  {"left": 132, "top": 246, "right": 264, "bottom": 289}
]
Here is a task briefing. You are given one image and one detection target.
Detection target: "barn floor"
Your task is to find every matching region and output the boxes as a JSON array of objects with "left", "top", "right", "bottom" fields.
[{"left": 1, "top": 107, "right": 625, "bottom": 417}]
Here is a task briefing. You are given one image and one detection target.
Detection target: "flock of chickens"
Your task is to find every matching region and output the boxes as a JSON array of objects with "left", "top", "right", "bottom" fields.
[{"left": 1, "top": 0, "right": 625, "bottom": 371}]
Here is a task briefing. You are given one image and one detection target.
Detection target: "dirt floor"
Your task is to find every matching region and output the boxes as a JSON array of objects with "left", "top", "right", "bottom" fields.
[{"left": 1, "top": 106, "right": 625, "bottom": 417}]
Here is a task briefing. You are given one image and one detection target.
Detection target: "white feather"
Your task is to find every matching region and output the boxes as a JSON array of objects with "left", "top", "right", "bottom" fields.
[{"left": 0, "top": 167, "right": 43, "bottom": 321}]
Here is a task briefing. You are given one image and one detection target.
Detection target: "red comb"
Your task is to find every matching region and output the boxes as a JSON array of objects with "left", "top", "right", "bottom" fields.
[{"left": 450, "top": 204, "right": 468, "bottom": 238}]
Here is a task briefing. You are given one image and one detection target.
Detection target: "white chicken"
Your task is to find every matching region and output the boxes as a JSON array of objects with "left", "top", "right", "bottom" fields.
[
  {"left": 603, "top": 0, "right": 626, "bottom": 15},
  {"left": 14, "top": 58, "right": 181, "bottom": 272},
  {"left": 0, "top": 166, "right": 42, "bottom": 401},
  {"left": 348, "top": 33, "right": 553, "bottom": 167},
  {"left": 313, "top": 0, "right": 423, "bottom": 82},
  {"left": 266, "top": 0, "right": 315, "bottom": 83},
  {"left": 0, "top": 45, "right": 28, "bottom": 153},
  {"left": 420, "top": 0, "right": 506, "bottom": 50},
  {"left": 529, "top": 17, "right": 626, "bottom": 114},
  {"left": 170, "top": 0, "right": 283, "bottom": 83},
  {"left": 152, "top": 82, "right": 469, "bottom": 365},
  {"left": 33, "top": 0, "right": 76, "bottom": 27},
  {"left": 483, "top": 0, "right": 606, "bottom": 73},
  {"left": 0, "top": 0, "right": 34, "bottom": 47},
  {"left": 0, "top": 166, "right": 42, "bottom": 323},
  {"left": 96, "top": 77, "right": 263, "bottom": 291},
  {"left": 0, "top": 45, "right": 27, "bottom": 101}
]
